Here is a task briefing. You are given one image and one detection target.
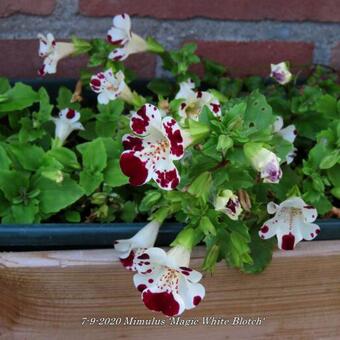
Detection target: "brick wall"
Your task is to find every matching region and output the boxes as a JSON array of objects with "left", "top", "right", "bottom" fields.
[{"left": 1, "top": 0, "right": 340, "bottom": 79}]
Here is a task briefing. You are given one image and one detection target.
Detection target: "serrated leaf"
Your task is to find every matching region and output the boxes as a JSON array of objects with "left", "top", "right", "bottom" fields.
[
  {"left": 36, "top": 176, "right": 84, "bottom": 214},
  {"left": 0, "top": 83, "right": 38, "bottom": 112},
  {"left": 104, "top": 159, "right": 128, "bottom": 187},
  {"left": 242, "top": 228, "right": 275, "bottom": 273}
]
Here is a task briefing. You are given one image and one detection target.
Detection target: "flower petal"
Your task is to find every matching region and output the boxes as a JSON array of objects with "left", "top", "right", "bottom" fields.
[
  {"left": 162, "top": 117, "right": 184, "bottom": 160},
  {"left": 273, "top": 116, "right": 284, "bottom": 132},
  {"left": 109, "top": 47, "right": 128, "bottom": 61},
  {"left": 178, "top": 276, "right": 205, "bottom": 310},
  {"left": 133, "top": 268, "right": 164, "bottom": 291},
  {"left": 136, "top": 247, "right": 169, "bottom": 269},
  {"left": 302, "top": 204, "right": 318, "bottom": 222},
  {"left": 107, "top": 27, "right": 129, "bottom": 46},
  {"left": 142, "top": 288, "right": 185, "bottom": 317},
  {"left": 175, "top": 80, "right": 195, "bottom": 99},
  {"left": 176, "top": 266, "right": 202, "bottom": 283},
  {"left": 152, "top": 159, "right": 180, "bottom": 190},
  {"left": 258, "top": 218, "right": 279, "bottom": 240},
  {"left": 209, "top": 99, "right": 221, "bottom": 117},
  {"left": 130, "top": 104, "right": 162, "bottom": 136},
  {"left": 278, "top": 125, "right": 297, "bottom": 144},
  {"left": 267, "top": 202, "right": 279, "bottom": 214},
  {"left": 113, "top": 13, "right": 131, "bottom": 33},
  {"left": 97, "top": 92, "right": 110, "bottom": 104},
  {"left": 59, "top": 108, "right": 80, "bottom": 123},
  {"left": 300, "top": 222, "right": 320, "bottom": 240},
  {"left": 122, "top": 134, "right": 144, "bottom": 151},
  {"left": 120, "top": 150, "right": 151, "bottom": 186}
]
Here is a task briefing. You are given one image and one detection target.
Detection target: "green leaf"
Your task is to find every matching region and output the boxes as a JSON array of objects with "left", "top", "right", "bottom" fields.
[
  {"left": 188, "top": 171, "right": 212, "bottom": 202},
  {"left": 77, "top": 138, "right": 107, "bottom": 173},
  {"left": 47, "top": 147, "right": 80, "bottom": 169},
  {"left": 139, "top": 190, "right": 162, "bottom": 212},
  {"left": 36, "top": 176, "right": 84, "bottom": 214},
  {"left": 0, "top": 83, "right": 38, "bottom": 112},
  {"left": 56, "top": 87, "right": 80, "bottom": 110},
  {"left": 0, "top": 77, "right": 10, "bottom": 93},
  {"left": 121, "top": 201, "right": 137, "bottom": 222},
  {"left": 79, "top": 170, "right": 103, "bottom": 195},
  {"left": 243, "top": 228, "right": 275, "bottom": 273},
  {"left": 0, "top": 170, "right": 29, "bottom": 201},
  {"left": 11, "top": 199, "right": 39, "bottom": 224},
  {"left": 65, "top": 210, "right": 81, "bottom": 222},
  {"left": 244, "top": 90, "right": 274, "bottom": 130},
  {"left": 104, "top": 159, "right": 128, "bottom": 187},
  {"left": 0, "top": 144, "right": 11, "bottom": 170},
  {"left": 331, "top": 187, "right": 340, "bottom": 199},
  {"left": 315, "top": 94, "right": 337, "bottom": 118},
  {"left": 8, "top": 143, "right": 45, "bottom": 171},
  {"left": 319, "top": 150, "right": 339, "bottom": 169},
  {"left": 327, "top": 165, "right": 340, "bottom": 187},
  {"left": 34, "top": 87, "right": 53, "bottom": 124}
]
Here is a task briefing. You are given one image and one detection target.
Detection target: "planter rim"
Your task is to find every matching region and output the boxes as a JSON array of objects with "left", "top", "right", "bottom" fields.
[{"left": 0, "top": 219, "right": 338, "bottom": 251}]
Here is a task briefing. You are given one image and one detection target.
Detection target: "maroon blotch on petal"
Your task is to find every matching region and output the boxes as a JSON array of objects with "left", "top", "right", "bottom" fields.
[
  {"left": 131, "top": 105, "right": 150, "bottom": 134},
  {"left": 142, "top": 290, "right": 180, "bottom": 317},
  {"left": 281, "top": 233, "right": 295, "bottom": 250},
  {"left": 120, "top": 151, "right": 149, "bottom": 186},
  {"left": 120, "top": 250, "right": 135, "bottom": 268}
]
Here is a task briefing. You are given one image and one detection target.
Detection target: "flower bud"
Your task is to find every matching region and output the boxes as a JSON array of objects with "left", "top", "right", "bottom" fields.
[
  {"left": 244, "top": 143, "right": 282, "bottom": 184},
  {"left": 270, "top": 62, "right": 292, "bottom": 85},
  {"left": 214, "top": 190, "right": 242, "bottom": 220}
]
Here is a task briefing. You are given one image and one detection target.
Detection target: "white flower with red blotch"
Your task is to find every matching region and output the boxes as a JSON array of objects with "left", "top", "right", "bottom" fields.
[
  {"left": 133, "top": 245, "right": 205, "bottom": 317},
  {"left": 114, "top": 220, "right": 161, "bottom": 271},
  {"left": 107, "top": 13, "right": 148, "bottom": 61},
  {"left": 37, "top": 33, "right": 75, "bottom": 76},
  {"left": 273, "top": 116, "right": 298, "bottom": 164},
  {"left": 259, "top": 197, "right": 320, "bottom": 250},
  {"left": 270, "top": 62, "right": 292, "bottom": 85},
  {"left": 175, "top": 80, "right": 221, "bottom": 123},
  {"left": 214, "top": 190, "right": 242, "bottom": 220},
  {"left": 120, "top": 104, "right": 185, "bottom": 190},
  {"left": 52, "top": 108, "right": 84, "bottom": 145},
  {"left": 244, "top": 143, "right": 282, "bottom": 184},
  {"left": 90, "top": 69, "right": 131, "bottom": 104}
]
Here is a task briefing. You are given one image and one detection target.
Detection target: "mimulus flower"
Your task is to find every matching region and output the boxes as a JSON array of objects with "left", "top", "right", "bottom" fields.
[
  {"left": 244, "top": 143, "right": 282, "bottom": 183},
  {"left": 37, "top": 33, "right": 75, "bottom": 76},
  {"left": 259, "top": 197, "right": 320, "bottom": 250},
  {"left": 90, "top": 69, "right": 134, "bottom": 105},
  {"left": 133, "top": 245, "right": 205, "bottom": 317},
  {"left": 214, "top": 190, "right": 242, "bottom": 220},
  {"left": 175, "top": 79, "right": 221, "bottom": 123},
  {"left": 52, "top": 108, "right": 84, "bottom": 145},
  {"left": 107, "top": 13, "right": 148, "bottom": 61},
  {"left": 114, "top": 220, "right": 161, "bottom": 271},
  {"left": 273, "top": 116, "right": 297, "bottom": 164},
  {"left": 120, "top": 104, "right": 185, "bottom": 190},
  {"left": 270, "top": 62, "right": 292, "bottom": 85}
]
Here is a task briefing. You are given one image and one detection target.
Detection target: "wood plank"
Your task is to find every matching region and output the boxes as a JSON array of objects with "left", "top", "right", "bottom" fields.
[{"left": 0, "top": 241, "right": 340, "bottom": 339}]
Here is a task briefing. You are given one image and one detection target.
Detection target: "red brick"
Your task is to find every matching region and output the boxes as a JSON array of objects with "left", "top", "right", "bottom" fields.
[
  {"left": 189, "top": 41, "right": 314, "bottom": 77},
  {"left": 331, "top": 43, "right": 340, "bottom": 70},
  {"left": 79, "top": 0, "right": 340, "bottom": 22},
  {"left": 0, "top": 0, "right": 56, "bottom": 17},
  {"left": 0, "top": 40, "right": 156, "bottom": 79}
]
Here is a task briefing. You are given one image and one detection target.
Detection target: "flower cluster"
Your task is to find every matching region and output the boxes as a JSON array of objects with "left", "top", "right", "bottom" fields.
[
  {"left": 29, "top": 12, "right": 328, "bottom": 319},
  {"left": 114, "top": 221, "right": 205, "bottom": 317}
]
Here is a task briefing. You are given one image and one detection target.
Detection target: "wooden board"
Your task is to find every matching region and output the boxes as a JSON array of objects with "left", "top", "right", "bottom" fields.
[{"left": 0, "top": 241, "right": 340, "bottom": 339}]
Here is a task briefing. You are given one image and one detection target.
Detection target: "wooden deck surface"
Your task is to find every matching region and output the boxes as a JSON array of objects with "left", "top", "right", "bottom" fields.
[{"left": 0, "top": 241, "right": 340, "bottom": 339}]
